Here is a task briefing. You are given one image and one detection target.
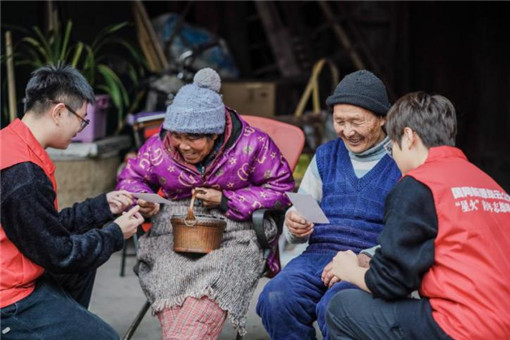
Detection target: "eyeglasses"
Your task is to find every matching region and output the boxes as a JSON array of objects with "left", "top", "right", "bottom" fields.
[
  {"left": 51, "top": 100, "right": 90, "bottom": 132},
  {"left": 384, "top": 142, "right": 393, "bottom": 158}
]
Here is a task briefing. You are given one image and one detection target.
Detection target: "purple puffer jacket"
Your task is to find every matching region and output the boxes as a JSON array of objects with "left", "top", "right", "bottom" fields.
[{"left": 117, "top": 110, "right": 294, "bottom": 221}]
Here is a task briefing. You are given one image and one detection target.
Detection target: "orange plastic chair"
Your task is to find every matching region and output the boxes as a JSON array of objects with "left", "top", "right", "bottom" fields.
[
  {"left": 242, "top": 115, "right": 305, "bottom": 171},
  {"left": 127, "top": 112, "right": 305, "bottom": 171},
  {"left": 121, "top": 115, "right": 305, "bottom": 340},
  {"left": 121, "top": 114, "right": 305, "bottom": 275},
  {"left": 240, "top": 115, "right": 305, "bottom": 281}
]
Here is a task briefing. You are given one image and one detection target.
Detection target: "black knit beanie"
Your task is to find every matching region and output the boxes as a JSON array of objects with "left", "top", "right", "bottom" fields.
[{"left": 325, "top": 70, "right": 390, "bottom": 116}]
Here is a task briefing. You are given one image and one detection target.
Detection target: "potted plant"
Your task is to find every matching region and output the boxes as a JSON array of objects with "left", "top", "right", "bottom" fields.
[{"left": 2, "top": 20, "right": 147, "bottom": 137}]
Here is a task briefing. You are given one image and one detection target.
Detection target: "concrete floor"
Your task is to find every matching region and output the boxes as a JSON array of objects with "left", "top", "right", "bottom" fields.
[{"left": 89, "top": 240, "right": 321, "bottom": 340}]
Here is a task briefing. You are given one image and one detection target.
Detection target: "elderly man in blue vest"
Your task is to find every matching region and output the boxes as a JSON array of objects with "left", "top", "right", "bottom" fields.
[{"left": 256, "top": 70, "right": 401, "bottom": 340}]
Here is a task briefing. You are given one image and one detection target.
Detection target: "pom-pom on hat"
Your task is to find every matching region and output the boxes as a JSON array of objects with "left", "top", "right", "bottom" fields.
[
  {"left": 325, "top": 70, "right": 390, "bottom": 116},
  {"left": 163, "top": 68, "right": 225, "bottom": 134}
]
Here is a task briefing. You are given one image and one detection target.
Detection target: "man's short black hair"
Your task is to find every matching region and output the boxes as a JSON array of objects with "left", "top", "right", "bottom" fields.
[{"left": 24, "top": 64, "right": 95, "bottom": 115}]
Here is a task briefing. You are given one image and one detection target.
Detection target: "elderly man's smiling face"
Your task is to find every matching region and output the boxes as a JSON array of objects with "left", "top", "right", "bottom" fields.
[{"left": 332, "top": 104, "right": 386, "bottom": 154}]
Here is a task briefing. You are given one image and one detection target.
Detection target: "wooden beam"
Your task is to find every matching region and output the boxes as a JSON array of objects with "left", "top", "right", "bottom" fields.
[
  {"left": 132, "top": 6, "right": 160, "bottom": 72},
  {"left": 318, "top": 0, "right": 365, "bottom": 70},
  {"left": 254, "top": 1, "right": 301, "bottom": 77},
  {"left": 133, "top": 0, "right": 168, "bottom": 71},
  {"left": 5, "top": 31, "right": 17, "bottom": 122}
]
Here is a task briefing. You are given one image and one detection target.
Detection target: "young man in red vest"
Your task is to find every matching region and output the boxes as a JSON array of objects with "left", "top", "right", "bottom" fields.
[
  {"left": 325, "top": 92, "right": 510, "bottom": 339},
  {"left": 0, "top": 64, "right": 144, "bottom": 340}
]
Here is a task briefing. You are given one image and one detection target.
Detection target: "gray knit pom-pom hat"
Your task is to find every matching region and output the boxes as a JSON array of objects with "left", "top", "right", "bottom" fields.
[{"left": 163, "top": 68, "right": 225, "bottom": 134}]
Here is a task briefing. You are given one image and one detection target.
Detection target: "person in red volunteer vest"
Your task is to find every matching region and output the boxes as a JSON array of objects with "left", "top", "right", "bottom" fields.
[
  {"left": 325, "top": 91, "right": 510, "bottom": 340},
  {"left": 0, "top": 64, "right": 144, "bottom": 340}
]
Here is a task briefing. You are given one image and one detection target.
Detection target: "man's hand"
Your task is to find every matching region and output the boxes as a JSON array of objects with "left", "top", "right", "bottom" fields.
[
  {"left": 357, "top": 253, "right": 372, "bottom": 268},
  {"left": 114, "top": 205, "right": 145, "bottom": 239},
  {"left": 322, "top": 261, "right": 340, "bottom": 288},
  {"left": 285, "top": 210, "right": 314, "bottom": 238},
  {"left": 194, "top": 187, "right": 222, "bottom": 208},
  {"left": 329, "top": 250, "right": 371, "bottom": 293},
  {"left": 321, "top": 252, "right": 372, "bottom": 288},
  {"left": 106, "top": 190, "right": 134, "bottom": 215},
  {"left": 136, "top": 198, "right": 160, "bottom": 218}
]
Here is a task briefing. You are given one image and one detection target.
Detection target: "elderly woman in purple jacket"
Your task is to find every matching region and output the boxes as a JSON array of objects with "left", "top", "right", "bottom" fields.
[{"left": 116, "top": 68, "right": 294, "bottom": 338}]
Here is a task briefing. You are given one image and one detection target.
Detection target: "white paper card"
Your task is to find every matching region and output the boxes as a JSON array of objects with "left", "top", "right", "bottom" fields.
[
  {"left": 285, "top": 192, "right": 330, "bottom": 224},
  {"left": 131, "top": 192, "right": 172, "bottom": 205}
]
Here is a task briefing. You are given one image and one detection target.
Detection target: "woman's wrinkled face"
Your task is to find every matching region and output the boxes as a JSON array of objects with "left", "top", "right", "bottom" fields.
[
  {"left": 332, "top": 104, "right": 386, "bottom": 153},
  {"left": 169, "top": 132, "right": 217, "bottom": 164}
]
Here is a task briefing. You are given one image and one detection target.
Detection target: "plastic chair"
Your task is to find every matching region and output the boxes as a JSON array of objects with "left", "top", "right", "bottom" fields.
[
  {"left": 122, "top": 115, "right": 305, "bottom": 340},
  {"left": 241, "top": 115, "right": 304, "bottom": 171},
  {"left": 241, "top": 115, "right": 305, "bottom": 274},
  {"left": 124, "top": 111, "right": 304, "bottom": 168}
]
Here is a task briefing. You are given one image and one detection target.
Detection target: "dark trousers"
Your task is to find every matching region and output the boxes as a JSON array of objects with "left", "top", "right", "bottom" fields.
[
  {"left": 256, "top": 253, "right": 358, "bottom": 340},
  {"left": 326, "top": 289, "right": 453, "bottom": 340},
  {"left": 0, "top": 271, "right": 119, "bottom": 340}
]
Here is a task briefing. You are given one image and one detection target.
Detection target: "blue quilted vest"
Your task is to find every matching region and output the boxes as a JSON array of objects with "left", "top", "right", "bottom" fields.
[{"left": 306, "top": 139, "right": 401, "bottom": 254}]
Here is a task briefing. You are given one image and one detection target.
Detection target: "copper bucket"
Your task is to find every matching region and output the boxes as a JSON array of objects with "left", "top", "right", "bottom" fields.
[{"left": 171, "top": 191, "right": 226, "bottom": 253}]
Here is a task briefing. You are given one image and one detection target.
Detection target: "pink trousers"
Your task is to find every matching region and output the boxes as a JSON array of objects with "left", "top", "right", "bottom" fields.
[{"left": 157, "top": 296, "right": 227, "bottom": 340}]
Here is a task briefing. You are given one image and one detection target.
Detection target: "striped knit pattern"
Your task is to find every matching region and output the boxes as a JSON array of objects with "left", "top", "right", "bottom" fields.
[
  {"left": 157, "top": 296, "right": 227, "bottom": 340},
  {"left": 307, "top": 138, "right": 401, "bottom": 254},
  {"left": 137, "top": 200, "right": 277, "bottom": 336},
  {"left": 348, "top": 137, "right": 392, "bottom": 178}
]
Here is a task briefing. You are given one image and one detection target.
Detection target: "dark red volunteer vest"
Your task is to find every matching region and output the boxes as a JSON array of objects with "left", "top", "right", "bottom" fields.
[
  {"left": 0, "top": 119, "right": 58, "bottom": 308},
  {"left": 406, "top": 146, "right": 510, "bottom": 340}
]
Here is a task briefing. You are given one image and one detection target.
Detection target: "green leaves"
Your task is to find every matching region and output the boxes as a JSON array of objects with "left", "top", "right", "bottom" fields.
[
  {"left": 2, "top": 20, "right": 146, "bottom": 133},
  {"left": 13, "top": 21, "right": 75, "bottom": 68},
  {"left": 97, "top": 64, "right": 129, "bottom": 132}
]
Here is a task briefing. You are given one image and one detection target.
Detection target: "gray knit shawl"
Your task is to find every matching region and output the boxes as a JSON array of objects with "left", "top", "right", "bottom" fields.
[{"left": 137, "top": 199, "right": 276, "bottom": 336}]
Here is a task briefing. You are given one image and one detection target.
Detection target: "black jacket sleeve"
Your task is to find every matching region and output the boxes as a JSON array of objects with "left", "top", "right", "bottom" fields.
[
  {"left": 365, "top": 176, "right": 438, "bottom": 299},
  {"left": 58, "top": 194, "right": 114, "bottom": 233},
  {"left": 1, "top": 162, "right": 124, "bottom": 273}
]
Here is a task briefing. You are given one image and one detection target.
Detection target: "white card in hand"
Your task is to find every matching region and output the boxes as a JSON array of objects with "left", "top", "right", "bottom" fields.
[
  {"left": 131, "top": 192, "right": 172, "bottom": 205},
  {"left": 285, "top": 192, "right": 330, "bottom": 224}
]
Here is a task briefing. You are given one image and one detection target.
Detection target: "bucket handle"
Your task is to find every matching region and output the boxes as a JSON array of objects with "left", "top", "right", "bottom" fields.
[{"left": 184, "top": 189, "right": 205, "bottom": 227}]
